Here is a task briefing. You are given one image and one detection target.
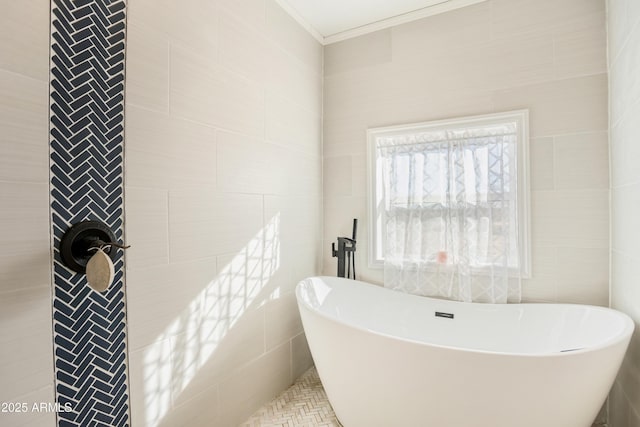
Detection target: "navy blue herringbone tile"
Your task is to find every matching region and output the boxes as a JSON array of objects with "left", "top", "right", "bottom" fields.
[{"left": 50, "top": 1, "right": 129, "bottom": 426}]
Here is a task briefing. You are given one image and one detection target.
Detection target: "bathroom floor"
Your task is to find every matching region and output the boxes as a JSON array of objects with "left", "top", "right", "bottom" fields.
[{"left": 241, "top": 367, "right": 342, "bottom": 427}]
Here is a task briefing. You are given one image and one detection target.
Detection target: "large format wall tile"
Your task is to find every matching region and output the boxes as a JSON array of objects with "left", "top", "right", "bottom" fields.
[
  {"left": 0, "top": 0, "right": 50, "bottom": 81},
  {"left": 0, "top": 70, "right": 49, "bottom": 183},
  {"left": 170, "top": 45, "right": 265, "bottom": 136}
]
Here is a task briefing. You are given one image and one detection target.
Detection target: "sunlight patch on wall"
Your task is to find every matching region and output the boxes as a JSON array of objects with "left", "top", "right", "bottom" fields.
[{"left": 142, "top": 214, "right": 281, "bottom": 427}]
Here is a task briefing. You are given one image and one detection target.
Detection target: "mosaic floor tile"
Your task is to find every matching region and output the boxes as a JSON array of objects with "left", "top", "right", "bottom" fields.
[{"left": 241, "top": 367, "right": 342, "bottom": 427}]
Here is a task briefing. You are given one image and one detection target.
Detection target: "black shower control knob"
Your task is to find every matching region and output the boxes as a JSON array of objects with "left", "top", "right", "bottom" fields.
[{"left": 59, "top": 220, "right": 121, "bottom": 274}]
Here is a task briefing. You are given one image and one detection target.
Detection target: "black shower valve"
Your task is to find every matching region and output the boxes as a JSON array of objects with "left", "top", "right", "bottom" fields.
[{"left": 59, "top": 220, "right": 129, "bottom": 274}]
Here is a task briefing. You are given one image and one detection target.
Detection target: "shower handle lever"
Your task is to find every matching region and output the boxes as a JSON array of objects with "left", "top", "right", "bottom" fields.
[{"left": 88, "top": 240, "right": 131, "bottom": 252}]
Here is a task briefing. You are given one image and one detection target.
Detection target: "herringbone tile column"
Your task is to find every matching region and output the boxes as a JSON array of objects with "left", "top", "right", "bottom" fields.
[{"left": 49, "top": 0, "right": 129, "bottom": 426}]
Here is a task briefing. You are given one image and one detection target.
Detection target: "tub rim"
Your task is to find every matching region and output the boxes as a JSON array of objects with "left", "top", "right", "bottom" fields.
[{"left": 296, "top": 276, "right": 635, "bottom": 359}]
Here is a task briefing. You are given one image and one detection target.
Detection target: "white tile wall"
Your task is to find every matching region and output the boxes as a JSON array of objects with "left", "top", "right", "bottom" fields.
[
  {"left": 554, "top": 11, "right": 607, "bottom": 80},
  {"left": 219, "top": 12, "right": 269, "bottom": 84},
  {"left": 325, "top": 30, "right": 393, "bottom": 76},
  {"left": 218, "top": 342, "right": 291, "bottom": 426},
  {"left": 291, "top": 332, "right": 314, "bottom": 381},
  {"left": 609, "top": 23, "right": 640, "bottom": 126},
  {"left": 265, "top": 292, "right": 303, "bottom": 350},
  {"left": 0, "top": 287, "right": 54, "bottom": 402},
  {"left": 0, "top": 182, "right": 50, "bottom": 263},
  {"left": 265, "top": 45, "right": 323, "bottom": 117},
  {"left": 608, "top": 0, "right": 640, "bottom": 425},
  {"left": 0, "top": 1, "right": 618, "bottom": 426},
  {"left": 265, "top": 0, "right": 322, "bottom": 71},
  {"left": 125, "top": 105, "right": 217, "bottom": 190},
  {"left": 0, "top": 1, "right": 54, "bottom": 426},
  {"left": 217, "top": 131, "right": 306, "bottom": 195},
  {"left": 167, "top": 305, "right": 266, "bottom": 407},
  {"left": 610, "top": 97, "right": 640, "bottom": 188},
  {"left": 390, "top": 2, "right": 492, "bottom": 63},
  {"left": 531, "top": 190, "right": 609, "bottom": 248},
  {"left": 490, "top": 0, "right": 603, "bottom": 40},
  {"left": 124, "top": 187, "right": 170, "bottom": 270},
  {"left": 170, "top": 45, "right": 265, "bottom": 137},
  {"left": 484, "top": 32, "right": 556, "bottom": 90},
  {"left": 0, "top": 386, "right": 56, "bottom": 427},
  {"left": 168, "top": 190, "right": 264, "bottom": 261},
  {"left": 323, "top": 156, "right": 353, "bottom": 197},
  {"left": 127, "top": 0, "right": 219, "bottom": 55},
  {"left": 492, "top": 74, "right": 608, "bottom": 138},
  {"left": 125, "top": 0, "right": 322, "bottom": 425},
  {"left": 126, "top": 23, "right": 170, "bottom": 113},
  {"left": 530, "top": 137, "right": 555, "bottom": 191},
  {"left": 265, "top": 91, "right": 322, "bottom": 156},
  {"left": 322, "top": 0, "right": 610, "bottom": 309},
  {"left": 0, "top": 71, "right": 49, "bottom": 183},
  {"left": 126, "top": 258, "right": 220, "bottom": 351},
  {"left": 554, "top": 132, "right": 609, "bottom": 190},
  {"left": 0, "top": 2, "right": 50, "bottom": 81},
  {"left": 218, "top": 0, "right": 267, "bottom": 32}
]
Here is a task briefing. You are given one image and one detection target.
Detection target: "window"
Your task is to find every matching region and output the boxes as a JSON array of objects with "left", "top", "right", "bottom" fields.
[{"left": 367, "top": 110, "right": 530, "bottom": 277}]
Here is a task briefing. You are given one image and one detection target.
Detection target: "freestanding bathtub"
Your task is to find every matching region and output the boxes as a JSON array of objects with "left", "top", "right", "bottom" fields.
[{"left": 296, "top": 276, "right": 634, "bottom": 427}]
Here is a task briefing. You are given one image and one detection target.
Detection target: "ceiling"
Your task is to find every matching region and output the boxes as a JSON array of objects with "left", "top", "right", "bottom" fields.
[{"left": 277, "top": 0, "right": 485, "bottom": 44}]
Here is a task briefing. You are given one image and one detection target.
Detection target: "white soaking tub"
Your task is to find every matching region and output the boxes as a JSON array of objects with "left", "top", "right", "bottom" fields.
[{"left": 296, "top": 276, "right": 634, "bottom": 427}]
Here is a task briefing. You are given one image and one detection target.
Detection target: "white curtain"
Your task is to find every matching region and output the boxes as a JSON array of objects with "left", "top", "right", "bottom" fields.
[{"left": 380, "top": 124, "right": 521, "bottom": 303}]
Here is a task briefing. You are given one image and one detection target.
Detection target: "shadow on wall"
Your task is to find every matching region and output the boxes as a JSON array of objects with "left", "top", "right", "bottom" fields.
[{"left": 141, "top": 213, "right": 282, "bottom": 427}]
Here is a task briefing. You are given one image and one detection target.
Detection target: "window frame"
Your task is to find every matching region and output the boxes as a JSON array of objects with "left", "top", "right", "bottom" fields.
[{"left": 366, "top": 109, "right": 531, "bottom": 278}]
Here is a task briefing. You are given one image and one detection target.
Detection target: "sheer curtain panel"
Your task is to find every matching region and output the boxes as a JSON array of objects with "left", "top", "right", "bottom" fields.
[{"left": 376, "top": 119, "right": 524, "bottom": 303}]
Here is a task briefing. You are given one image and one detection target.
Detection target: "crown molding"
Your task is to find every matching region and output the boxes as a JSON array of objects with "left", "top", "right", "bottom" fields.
[
  {"left": 324, "top": 0, "right": 487, "bottom": 44},
  {"left": 273, "top": 0, "right": 325, "bottom": 44},
  {"left": 275, "top": 0, "right": 488, "bottom": 46}
]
